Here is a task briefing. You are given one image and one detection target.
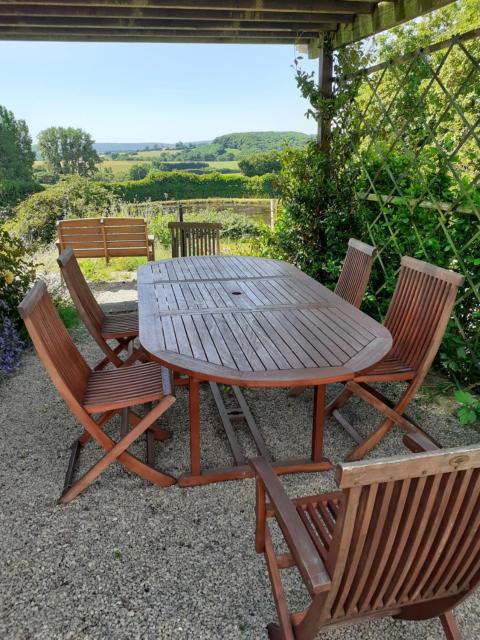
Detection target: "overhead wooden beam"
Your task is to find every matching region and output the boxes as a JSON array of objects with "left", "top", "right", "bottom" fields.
[
  {"left": 0, "top": 5, "right": 366, "bottom": 20},
  {"left": 0, "top": 33, "right": 313, "bottom": 44},
  {"left": 0, "top": 16, "right": 340, "bottom": 31},
  {"left": 5, "top": 0, "right": 378, "bottom": 14},
  {"left": 333, "top": 0, "right": 456, "bottom": 48},
  {"left": 0, "top": 26, "right": 323, "bottom": 40}
]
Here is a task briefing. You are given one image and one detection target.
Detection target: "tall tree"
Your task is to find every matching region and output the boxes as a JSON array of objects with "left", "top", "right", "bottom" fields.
[
  {"left": 0, "top": 106, "right": 35, "bottom": 182},
  {"left": 37, "top": 126, "right": 100, "bottom": 177}
]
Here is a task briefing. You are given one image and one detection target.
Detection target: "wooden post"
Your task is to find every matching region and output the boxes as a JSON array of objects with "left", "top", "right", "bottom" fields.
[
  {"left": 317, "top": 36, "right": 333, "bottom": 154},
  {"left": 177, "top": 202, "right": 186, "bottom": 257}
]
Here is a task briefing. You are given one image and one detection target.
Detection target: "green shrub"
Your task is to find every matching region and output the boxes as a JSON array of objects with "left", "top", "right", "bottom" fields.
[
  {"left": 9, "top": 175, "right": 120, "bottom": 245},
  {"left": 0, "top": 229, "right": 36, "bottom": 326},
  {"left": 0, "top": 179, "right": 42, "bottom": 209},
  {"left": 150, "top": 209, "right": 264, "bottom": 248},
  {"left": 109, "top": 171, "right": 274, "bottom": 202}
]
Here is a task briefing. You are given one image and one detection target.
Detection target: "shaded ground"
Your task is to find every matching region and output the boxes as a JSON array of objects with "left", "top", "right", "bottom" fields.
[{"left": 1, "top": 323, "right": 479, "bottom": 640}]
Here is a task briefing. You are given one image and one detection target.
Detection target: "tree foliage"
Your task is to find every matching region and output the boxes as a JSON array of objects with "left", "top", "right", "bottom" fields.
[
  {"left": 239, "top": 151, "right": 281, "bottom": 176},
  {"left": 0, "top": 106, "right": 35, "bottom": 182},
  {"left": 37, "top": 126, "right": 101, "bottom": 177},
  {"left": 9, "top": 175, "right": 119, "bottom": 244}
]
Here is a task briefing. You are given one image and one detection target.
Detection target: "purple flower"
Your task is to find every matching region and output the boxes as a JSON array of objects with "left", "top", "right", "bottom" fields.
[{"left": 0, "top": 314, "right": 24, "bottom": 376}]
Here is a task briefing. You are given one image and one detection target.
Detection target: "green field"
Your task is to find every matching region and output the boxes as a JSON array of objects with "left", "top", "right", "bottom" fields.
[{"left": 34, "top": 157, "right": 240, "bottom": 179}]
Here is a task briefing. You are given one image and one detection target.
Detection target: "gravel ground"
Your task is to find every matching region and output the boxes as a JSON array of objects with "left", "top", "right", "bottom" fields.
[{"left": 1, "top": 324, "right": 479, "bottom": 640}]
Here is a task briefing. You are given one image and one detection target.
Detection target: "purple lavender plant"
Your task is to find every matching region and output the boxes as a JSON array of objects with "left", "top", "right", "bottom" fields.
[{"left": 0, "top": 301, "right": 24, "bottom": 376}]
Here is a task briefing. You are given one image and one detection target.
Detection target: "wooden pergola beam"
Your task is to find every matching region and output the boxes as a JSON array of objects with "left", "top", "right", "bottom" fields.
[
  {"left": 0, "top": 33, "right": 314, "bottom": 43},
  {"left": 333, "top": 0, "right": 456, "bottom": 48},
  {"left": 0, "top": 5, "right": 368, "bottom": 19},
  {"left": 0, "top": 17, "right": 341, "bottom": 32},
  {"left": 5, "top": 0, "right": 378, "bottom": 11},
  {"left": 0, "top": 26, "right": 323, "bottom": 40}
]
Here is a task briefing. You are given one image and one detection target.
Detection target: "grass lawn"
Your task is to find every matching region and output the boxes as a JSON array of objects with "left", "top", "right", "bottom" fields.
[{"left": 35, "top": 236, "right": 259, "bottom": 284}]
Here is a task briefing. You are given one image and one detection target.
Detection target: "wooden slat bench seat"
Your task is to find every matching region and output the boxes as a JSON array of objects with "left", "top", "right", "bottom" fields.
[{"left": 57, "top": 217, "right": 155, "bottom": 263}]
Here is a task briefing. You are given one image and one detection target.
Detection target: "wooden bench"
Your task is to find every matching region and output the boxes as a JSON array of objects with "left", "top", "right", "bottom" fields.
[
  {"left": 168, "top": 221, "right": 221, "bottom": 258},
  {"left": 56, "top": 217, "right": 155, "bottom": 263}
]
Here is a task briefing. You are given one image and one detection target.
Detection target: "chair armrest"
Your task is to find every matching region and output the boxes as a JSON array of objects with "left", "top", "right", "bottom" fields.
[
  {"left": 403, "top": 433, "right": 440, "bottom": 453},
  {"left": 250, "top": 457, "right": 331, "bottom": 595}
]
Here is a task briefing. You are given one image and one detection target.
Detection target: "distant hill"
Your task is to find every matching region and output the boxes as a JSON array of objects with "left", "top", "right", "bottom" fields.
[
  {"left": 93, "top": 142, "right": 175, "bottom": 153},
  {"left": 213, "top": 131, "right": 313, "bottom": 153}
]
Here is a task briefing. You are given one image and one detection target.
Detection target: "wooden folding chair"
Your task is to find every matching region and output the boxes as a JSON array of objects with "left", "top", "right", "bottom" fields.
[
  {"left": 251, "top": 432, "right": 480, "bottom": 639},
  {"left": 169, "top": 221, "right": 222, "bottom": 257},
  {"left": 58, "top": 247, "right": 148, "bottom": 370},
  {"left": 289, "top": 238, "right": 376, "bottom": 398},
  {"left": 326, "top": 256, "right": 464, "bottom": 460},
  {"left": 333, "top": 237, "right": 377, "bottom": 307},
  {"left": 18, "top": 281, "right": 176, "bottom": 504}
]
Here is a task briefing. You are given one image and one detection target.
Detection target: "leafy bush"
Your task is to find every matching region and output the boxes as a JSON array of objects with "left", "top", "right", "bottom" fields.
[
  {"left": 455, "top": 390, "right": 480, "bottom": 426},
  {"left": 152, "top": 161, "right": 209, "bottom": 171},
  {"left": 239, "top": 151, "right": 281, "bottom": 176},
  {"left": 0, "top": 229, "right": 36, "bottom": 323},
  {"left": 150, "top": 209, "right": 264, "bottom": 248},
  {"left": 109, "top": 171, "right": 274, "bottom": 202},
  {"left": 262, "top": 142, "right": 361, "bottom": 289},
  {"left": 128, "top": 163, "right": 150, "bottom": 180},
  {"left": 0, "top": 230, "right": 36, "bottom": 375},
  {"left": 8, "top": 175, "right": 120, "bottom": 244},
  {"left": 0, "top": 179, "right": 42, "bottom": 209}
]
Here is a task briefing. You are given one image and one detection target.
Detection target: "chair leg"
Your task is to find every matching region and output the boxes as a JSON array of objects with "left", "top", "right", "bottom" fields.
[
  {"left": 440, "top": 612, "right": 462, "bottom": 640},
  {"left": 346, "top": 416, "right": 395, "bottom": 461},
  {"left": 59, "top": 397, "right": 176, "bottom": 504}
]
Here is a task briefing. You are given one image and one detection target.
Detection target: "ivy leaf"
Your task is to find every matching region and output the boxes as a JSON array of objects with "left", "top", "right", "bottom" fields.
[
  {"left": 458, "top": 407, "right": 478, "bottom": 425},
  {"left": 455, "top": 390, "right": 474, "bottom": 405}
]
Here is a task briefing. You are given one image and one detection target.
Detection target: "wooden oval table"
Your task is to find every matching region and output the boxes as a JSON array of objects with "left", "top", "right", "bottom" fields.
[{"left": 138, "top": 256, "right": 392, "bottom": 487}]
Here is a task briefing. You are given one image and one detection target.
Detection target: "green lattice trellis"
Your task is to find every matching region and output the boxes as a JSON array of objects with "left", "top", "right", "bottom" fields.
[{"left": 335, "top": 30, "right": 479, "bottom": 385}]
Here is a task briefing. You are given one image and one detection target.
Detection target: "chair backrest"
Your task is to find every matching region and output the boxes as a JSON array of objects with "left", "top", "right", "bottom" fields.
[
  {"left": 168, "top": 221, "right": 222, "bottom": 258},
  {"left": 57, "top": 217, "right": 152, "bottom": 262},
  {"left": 319, "top": 444, "right": 480, "bottom": 625},
  {"left": 57, "top": 248, "right": 106, "bottom": 346},
  {"left": 18, "top": 281, "right": 90, "bottom": 408},
  {"left": 385, "top": 257, "right": 464, "bottom": 374},
  {"left": 334, "top": 238, "right": 376, "bottom": 308}
]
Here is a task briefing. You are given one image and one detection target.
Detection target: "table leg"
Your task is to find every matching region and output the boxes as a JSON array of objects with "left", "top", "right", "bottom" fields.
[
  {"left": 312, "top": 385, "right": 325, "bottom": 462},
  {"left": 189, "top": 377, "right": 201, "bottom": 476}
]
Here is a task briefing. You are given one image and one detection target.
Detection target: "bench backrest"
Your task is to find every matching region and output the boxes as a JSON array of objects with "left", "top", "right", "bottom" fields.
[
  {"left": 168, "top": 221, "right": 222, "bottom": 258},
  {"left": 57, "top": 217, "right": 154, "bottom": 262}
]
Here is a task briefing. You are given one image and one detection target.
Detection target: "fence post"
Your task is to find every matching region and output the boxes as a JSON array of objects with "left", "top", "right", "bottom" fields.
[
  {"left": 177, "top": 202, "right": 186, "bottom": 257},
  {"left": 270, "top": 199, "right": 277, "bottom": 230}
]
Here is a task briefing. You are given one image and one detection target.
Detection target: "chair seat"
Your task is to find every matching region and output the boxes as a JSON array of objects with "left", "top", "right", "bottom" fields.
[
  {"left": 83, "top": 362, "right": 165, "bottom": 413},
  {"left": 355, "top": 353, "right": 415, "bottom": 382},
  {"left": 101, "top": 312, "right": 139, "bottom": 339}
]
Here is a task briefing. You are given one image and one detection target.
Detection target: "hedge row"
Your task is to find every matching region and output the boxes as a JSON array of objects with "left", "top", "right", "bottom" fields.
[
  {"left": 0, "top": 179, "right": 42, "bottom": 208},
  {"left": 109, "top": 170, "right": 275, "bottom": 202}
]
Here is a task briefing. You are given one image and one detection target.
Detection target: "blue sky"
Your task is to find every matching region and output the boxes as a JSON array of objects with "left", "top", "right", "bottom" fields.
[{"left": 0, "top": 42, "right": 318, "bottom": 143}]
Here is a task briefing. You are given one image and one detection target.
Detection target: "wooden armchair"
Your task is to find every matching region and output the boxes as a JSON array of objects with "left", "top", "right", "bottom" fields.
[
  {"left": 251, "top": 433, "right": 480, "bottom": 639},
  {"left": 58, "top": 247, "right": 148, "bottom": 370},
  {"left": 19, "top": 281, "right": 176, "bottom": 503},
  {"left": 168, "top": 221, "right": 221, "bottom": 257},
  {"left": 326, "top": 256, "right": 464, "bottom": 460}
]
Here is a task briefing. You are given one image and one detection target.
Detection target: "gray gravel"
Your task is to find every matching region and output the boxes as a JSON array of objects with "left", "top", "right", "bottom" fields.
[{"left": 1, "top": 327, "right": 479, "bottom": 640}]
